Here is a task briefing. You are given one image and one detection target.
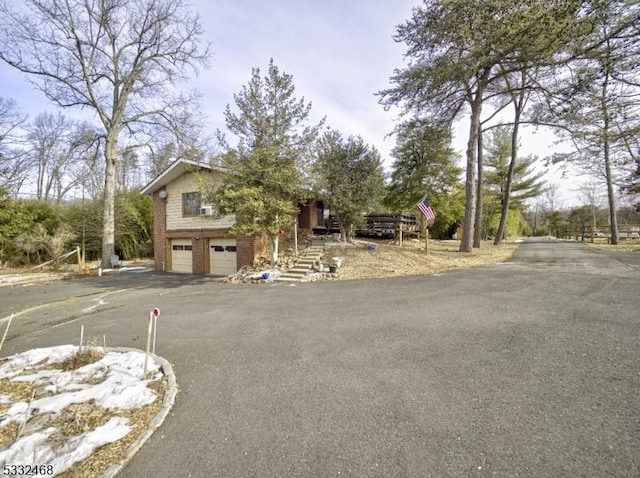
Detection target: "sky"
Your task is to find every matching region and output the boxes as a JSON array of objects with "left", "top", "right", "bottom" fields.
[
  {"left": 0, "top": 0, "right": 583, "bottom": 207},
  {"left": 0, "top": 344, "right": 164, "bottom": 475}
]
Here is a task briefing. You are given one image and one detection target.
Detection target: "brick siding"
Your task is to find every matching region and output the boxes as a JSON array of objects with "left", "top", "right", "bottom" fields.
[{"left": 152, "top": 192, "right": 167, "bottom": 272}]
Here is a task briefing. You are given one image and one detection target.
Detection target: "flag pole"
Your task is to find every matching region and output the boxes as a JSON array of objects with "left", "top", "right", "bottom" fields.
[{"left": 416, "top": 195, "right": 435, "bottom": 256}]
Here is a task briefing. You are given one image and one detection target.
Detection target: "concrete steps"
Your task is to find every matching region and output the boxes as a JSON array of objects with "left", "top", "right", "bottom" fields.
[{"left": 277, "top": 241, "right": 326, "bottom": 281}]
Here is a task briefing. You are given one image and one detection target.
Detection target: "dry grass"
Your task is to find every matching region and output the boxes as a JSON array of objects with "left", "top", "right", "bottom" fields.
[
  {"left": 0, "top": 378, "right": 35, "bottom": 402},
  {"left": 328, "top": 239, "right": 519, "bottom": 280},
  {"left": 52, "top": 402, "right": 112, "bottom": 438},
  {"left": 60, "top": 346, "right": 104, "bottom": 371},
  {"left": 586, "top": 238, "right": 640, "bottom": 252}
]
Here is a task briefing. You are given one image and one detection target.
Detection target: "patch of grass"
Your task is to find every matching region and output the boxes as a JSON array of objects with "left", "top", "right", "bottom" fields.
[
  {"left": 0, "top": 378, "right": 35, "bottom": 402},
  {"left": 60, "top": 346, "right": 104, "bottom": 372},
  {"left": 0, "top": 423, "right": 19, "bottom": 449},
  {"left": 587, "top": 238, "right": 640, "bottom": 252},
  {"left": 48, "top": 401, "right": 112, "bottom": 440},
  {"left": 328, "top": 240, "right": 519, "bottom": 280},
  {"left": 0, "top": 379, "right": 37, "bottom": 448}
]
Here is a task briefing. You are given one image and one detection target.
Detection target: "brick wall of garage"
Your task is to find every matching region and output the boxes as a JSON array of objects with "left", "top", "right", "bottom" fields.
[
  {"left": 153, "top": 193, "right": 167, "bottom": 272},
  {"left": 192, "top": 237, "right": 206, "bottom": 275},
  {"left": 237, "top": 235, "right": 259, "bottom": 268}
]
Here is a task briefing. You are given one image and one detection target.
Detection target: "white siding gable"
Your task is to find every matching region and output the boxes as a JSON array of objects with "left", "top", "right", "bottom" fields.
[{"left": 165, "top": 172, "right": 235, "bottom": 230}]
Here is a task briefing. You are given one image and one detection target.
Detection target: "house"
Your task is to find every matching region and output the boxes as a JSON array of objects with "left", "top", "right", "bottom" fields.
[{"left": 141, "top": 158, "right": 323, "bottom": 275}]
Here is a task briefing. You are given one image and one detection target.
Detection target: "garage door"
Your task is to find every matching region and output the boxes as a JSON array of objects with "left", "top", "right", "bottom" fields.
[
  {"left": 209, "top": 238, "right": 237, "bottom": 276},
  {"left": 171, "top": 239, "right": 193, "bottom": 274}
]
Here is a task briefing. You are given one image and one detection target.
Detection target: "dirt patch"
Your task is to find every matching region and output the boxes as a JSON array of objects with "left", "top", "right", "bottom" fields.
[{"left": 326, "top": 239, "right": 519, "bottom": 280}]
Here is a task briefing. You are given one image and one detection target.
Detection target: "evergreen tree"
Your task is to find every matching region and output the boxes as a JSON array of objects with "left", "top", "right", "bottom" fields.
[
  {"left": 537, "top": 0, "right": 640, "bottom": 244},
  {"left": 203, "top": 59, "right": 323, "bottom": 265},
  {"left": 314, "top": 131, "right": 386, "bottom": 242},
  {"left": 379, "top": 0, "right": 587, "bottom": 252},
  {"left": 384, "top": 120, "right": 463, "bottom": 238},
  {"left": 483, "top": 127, "right": 545, "bottom": 240}
]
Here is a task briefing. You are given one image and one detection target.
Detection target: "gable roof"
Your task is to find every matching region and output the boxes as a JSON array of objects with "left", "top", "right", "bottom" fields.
[{"left": 140, "top": 158, "right": 215, "bottom": 195}]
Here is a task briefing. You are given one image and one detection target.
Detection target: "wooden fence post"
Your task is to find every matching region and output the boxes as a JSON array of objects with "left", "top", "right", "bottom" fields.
[
  {"left": 425, "top": 229, "right": 430, "bottom": 255},
  {"left": 76, "top": 246, "right": 82, "bottom": 273}
]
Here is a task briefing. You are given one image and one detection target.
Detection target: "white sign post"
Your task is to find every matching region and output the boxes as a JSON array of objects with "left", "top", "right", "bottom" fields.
[
  {"left": 0, "top": 314, "right": 14, "bottom": 354},
  {"left": 143, "top": 311, "right": 153, "bottom": 379},
  {"left": 151, "top": 308, "right": 160, "bottom": 355}
]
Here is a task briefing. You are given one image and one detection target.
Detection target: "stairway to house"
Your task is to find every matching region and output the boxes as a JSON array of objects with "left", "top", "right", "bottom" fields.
[{"left": 277, "top": 239, "right": 326, "bottom": 281}]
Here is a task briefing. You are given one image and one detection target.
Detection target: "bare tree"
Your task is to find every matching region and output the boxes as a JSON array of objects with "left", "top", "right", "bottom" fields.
[
  {"left": 578, "top": 178, "right": 608, "bottom": 237},
  {"left": 71, "top": 127, "right": 105, "bottom": 200},
  {"left": 0, "top": 97, "right": 28, "bottom": 193},
  {"left": 528, "top": 198, "right": 546, "bottom": 236},
  {"left": 24, "top": 112, "right": 87, "bottom": 202},
  {"left": 544, "top": 183, "right": 563, "bottom": 213},
  {"left": 536, "top": 1, "right": 640, "bottom": 244},
  {"left": 116, "top": 146, "right": 142, "bottom": 192},
  {"left": 0, "top": 0, "right": 210, "bottom": 264},
  {"left": 143, "top": 99, "right": 213, "bottom": 182}
]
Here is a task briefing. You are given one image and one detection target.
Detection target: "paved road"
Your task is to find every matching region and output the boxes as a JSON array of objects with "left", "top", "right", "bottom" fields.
[{"left": 2, "top": 239, "right": 639, "bottom": 477}]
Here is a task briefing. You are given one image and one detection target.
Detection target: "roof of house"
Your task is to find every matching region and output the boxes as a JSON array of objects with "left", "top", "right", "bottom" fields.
[
  {"left": 140, "top": 158, "right": 217, "bottom": 195},
  {"left": 141, "top": 156, "right": 317, "bottom": 199}
]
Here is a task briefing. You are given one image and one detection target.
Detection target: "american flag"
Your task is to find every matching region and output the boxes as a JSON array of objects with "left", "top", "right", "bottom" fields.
[{"left": 416, "top": 195, "right": 436, "bottom": 221}]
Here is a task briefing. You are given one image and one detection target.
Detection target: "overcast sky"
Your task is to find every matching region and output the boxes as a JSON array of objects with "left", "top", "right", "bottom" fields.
[
  {"left": 191, "top": 0, "right": 420, "bottom": 162},
  {"left": 0, "top": 0, "right": 583, "bottom": 206}
]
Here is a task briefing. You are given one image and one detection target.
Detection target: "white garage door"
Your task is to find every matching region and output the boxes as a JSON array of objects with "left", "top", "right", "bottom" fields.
[
  {"left": 171, "top": 239, "right": 193, "bottom": 274},
  {"left": 209, "top": 239, "right": 237, "bottom": 276}
]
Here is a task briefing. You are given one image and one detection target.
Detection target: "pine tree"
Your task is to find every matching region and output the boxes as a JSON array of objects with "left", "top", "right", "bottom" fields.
[
  {"left": 314, "top": 131, "right": 386, "bottom": 242},
  {"left": 483, "top": 127, "right": 545, "bottom": 240},
  {"left": 203, "top": 59, "right": 323, "bottom": 265},
  {"left": 379, "top": 0, "right": 590, "bottom": 251},
  {"left": 384, "top": 120, "right": 463, "bottom": 238}
]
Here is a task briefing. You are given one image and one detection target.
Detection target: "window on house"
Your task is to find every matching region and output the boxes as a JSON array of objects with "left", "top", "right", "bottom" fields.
[{"left": 182, "top": 192, "right": 201, "bottom": 217}]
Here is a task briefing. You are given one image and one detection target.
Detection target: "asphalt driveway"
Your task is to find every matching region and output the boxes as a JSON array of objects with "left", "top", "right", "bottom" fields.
[{"left": 2, "top": 238, "right": 639, "bottom": 477}]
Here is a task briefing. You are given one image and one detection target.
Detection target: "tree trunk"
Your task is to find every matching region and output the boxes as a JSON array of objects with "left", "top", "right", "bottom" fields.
[
  {"left": 473, "top": 127, "right": 483, "bottom": 248},
  {"left": 494, "top": 111, "right": 521, "bottom": 245},
  {"left": 268, "top": 234, "right": 279, "bottom": 266},
  {"left": 460, "top": 72, "right": 488, "bottom": 253},
  {"left": 601, "top": 67, "right": 619, "bottom": 245},
  {"left": 343, "top": 225, "right": 354, "bottom": 243},
  {"left": 101, "top": 133, "right": 117, "bottom": 266},
  {"left": 604, "top": 141, "right": 619, "bottom": 244},
  {"left": 495, "top": 73, "right": 528, "bottom": 246},
  {"left": 37, "top": 155, "right": 45, "bottom": 201}
]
